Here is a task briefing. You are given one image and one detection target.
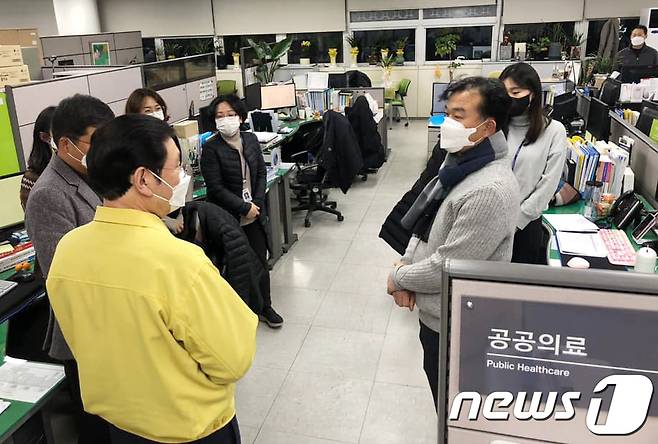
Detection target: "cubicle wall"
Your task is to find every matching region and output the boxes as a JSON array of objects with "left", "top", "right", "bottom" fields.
[{"left": 5, "top": 66, "right": 143, "bottom": 167}]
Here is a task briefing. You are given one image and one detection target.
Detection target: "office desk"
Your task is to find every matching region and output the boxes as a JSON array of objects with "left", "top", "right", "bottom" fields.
[{"left": 543, "top": 197, "right": 658, "bottom": 269}]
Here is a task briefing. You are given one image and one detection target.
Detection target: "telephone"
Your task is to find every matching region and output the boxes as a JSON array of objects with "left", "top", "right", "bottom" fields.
[{"left": 609, "top": 191, "right": 644, "bottom": 230}]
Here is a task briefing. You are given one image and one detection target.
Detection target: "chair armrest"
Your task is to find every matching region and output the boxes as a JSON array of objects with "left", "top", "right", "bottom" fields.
[{"left": 291, "top": 150, "right": 310, "bottom": 162}]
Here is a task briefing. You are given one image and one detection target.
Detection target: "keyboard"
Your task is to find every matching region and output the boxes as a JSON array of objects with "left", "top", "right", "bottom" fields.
[
  {"left": 0, "top": 280, "right": 17, "bottom": 298},
  {"left": 598, "top": 229, "right": 636, "bottom": 266}
]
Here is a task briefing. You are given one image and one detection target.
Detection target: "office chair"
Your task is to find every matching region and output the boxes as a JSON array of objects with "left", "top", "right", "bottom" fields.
[
  {"left": 488, "top": 71, "right": 502, "bottom": 79},
  {"left": 289, "top": 123, "right": 344, "bottom": 227},
  {"left": 390, "top": 79, "right": 412, "bottom": 127},
  {"left": 217, "top": 79, "right": 237, "bottom": 96}
]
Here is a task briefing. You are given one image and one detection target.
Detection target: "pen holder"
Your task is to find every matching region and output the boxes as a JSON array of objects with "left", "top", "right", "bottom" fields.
[{"left": 634, "top": 247, "right": 657, "bottom": 274}]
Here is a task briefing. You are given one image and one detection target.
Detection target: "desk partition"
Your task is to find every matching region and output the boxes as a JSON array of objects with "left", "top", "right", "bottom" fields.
[{"left": 439, "top": 259, "right": 658, "bottom": 444}]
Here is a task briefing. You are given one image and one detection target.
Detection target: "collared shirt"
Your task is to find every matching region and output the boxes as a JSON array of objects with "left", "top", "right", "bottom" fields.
[{"left": 46, "top": 206, "right": 258, "bottom": 443}]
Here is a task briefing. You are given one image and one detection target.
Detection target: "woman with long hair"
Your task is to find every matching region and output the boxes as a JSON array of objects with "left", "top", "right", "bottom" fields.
[{"left": 20, "top": 106, "right": 56, "bottom": 209}]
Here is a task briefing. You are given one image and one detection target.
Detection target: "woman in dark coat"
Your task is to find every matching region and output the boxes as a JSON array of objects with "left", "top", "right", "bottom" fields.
[{"left": 200, "top": 94, "right": 283, "bottom": 328}]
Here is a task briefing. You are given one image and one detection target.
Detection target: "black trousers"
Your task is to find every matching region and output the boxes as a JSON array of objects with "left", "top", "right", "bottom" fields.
[
  {"left": 511, "top": 217, "right": 549, "bottom": 265},
  {"left": 242, "top": 222, "right": 271, "bottom": 310},
  {"left": 419, "top": 321, "right": 440, "bottom": 412},
  {"left": 107, "top": 416, "right": 241, "bottom": 444},
  {"left": 63, "top": 360, "right": 111, "bottom": 444}
]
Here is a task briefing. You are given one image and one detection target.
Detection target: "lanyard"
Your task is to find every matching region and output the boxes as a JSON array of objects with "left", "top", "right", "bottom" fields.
[{"left": 511, "top": 142, "right": 524, "bottom": 171}]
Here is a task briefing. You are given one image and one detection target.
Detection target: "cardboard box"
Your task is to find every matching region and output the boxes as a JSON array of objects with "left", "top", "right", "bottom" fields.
[
  {"left": 0, "top": 46, "right": 23, "bottom": 67},
  {"left": 0, "top": 65, "right": 30, "bottom": 87},
  {"left": 173, "top": 120, "right": 199, "bottom": 139},
  {"left": 17, "top": 29, "right": 39, "bottom": 48},
  {"left": 0, "top": 30, "right": 20, "bottom": 46}
]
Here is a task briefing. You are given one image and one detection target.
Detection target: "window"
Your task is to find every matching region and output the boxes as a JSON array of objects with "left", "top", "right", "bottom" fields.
[
  {"left": 159, "top": 37, "right": 214, "bottom": 59},
  {"left": 504, "top": 22, "right": 575, "bottom": 60},
  {"left": 352, "top": 29, "right": 416, "bottom": 64},
  {"left": 426, "top": 26, "right": 493, "bottom": 61},
  {"left": 585, "top": 18, "right": 640, "bottom": 55},
  {"left": 288, "top": 32, "right": 344, "bottom": 64},
  {"left": 223, "top": 34, "right": 277, "bottom": 56}
]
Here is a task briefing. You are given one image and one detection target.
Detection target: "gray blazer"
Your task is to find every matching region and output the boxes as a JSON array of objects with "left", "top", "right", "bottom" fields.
[{"left": 25, "top": 155, "right": 101, "bottom": 361}]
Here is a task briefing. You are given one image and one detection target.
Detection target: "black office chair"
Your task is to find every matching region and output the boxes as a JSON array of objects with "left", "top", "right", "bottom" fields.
[{"left": 289, "top": 123, "right": 344, "bottom": 227}]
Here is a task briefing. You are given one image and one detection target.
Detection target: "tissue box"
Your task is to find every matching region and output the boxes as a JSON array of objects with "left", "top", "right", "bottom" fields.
[{"left": 173, "top": 120, "right": 199, "bottom": 139}]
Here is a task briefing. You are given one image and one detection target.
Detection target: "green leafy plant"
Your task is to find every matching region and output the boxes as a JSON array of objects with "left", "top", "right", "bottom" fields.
[
  {"left": 580, "top": 54, "right": 614, "bottom": 85},
  {"left": 246, "top": 37, "right": 293, "bottom": 84},
  {"left": 549, "top": 24, "right": 566, "bottom": 44},
  {"left": 434, "top": 34, "right": 460, "bottom": 59},
  {"left": 345, "top": 35, "right": 359, "bottom": 49},
  {"left": 379, "top": 53, "right": 395, "bottom": 69},
  {"left": 395, "top": 37, "right": 408, "bottom": 51},
  {"left": 189, "top": 39, "right": 213, "bottom": 56},
  {"left": 528, "top": 37, "right": 551, "bottom": 59},
  {"left": 163, "top": 41, "right": 182, "bottom": 59},
  {"left": 563, "top": 31, "right": 585, "bottom": 48}
]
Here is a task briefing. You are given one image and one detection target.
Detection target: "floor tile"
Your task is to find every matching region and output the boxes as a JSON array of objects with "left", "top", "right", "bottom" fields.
[
  {"left": 263, "top": 372, "right": 372, "bottom": 443},
  {"left": 303, "top": 220, "right": 361, "bottom": 241},
  {"left": 255, "top": 429, "right": 349, "bottom": 444},
  {"left": 271, "top": 260, "right": 340, "bottom": 290},
  {"left": 343, "top": 237, "right": 401, "bottom": 267},
  {"left": 356, "top": 221, "right": 384, "bottom": 237},
  {"left": 240, "top": 425, "right": 259, "bottom": 444},
  {"left": 253, "top": 323, "right": 310, "bottom": 370},
  {"left": 287, "top": 237, "right": 352, "bottom": 263},
  {"left": 314, "top": 290, "right": 392, "bottom": 335},
  {"left": 236, "top": 366, "right": 288, "bottom": 428},
  {"left": 291, "top": 326, "right": 385, "bottom": 381},
  {"left": 328, "top": 264, "right": 391, "bottom": 297},
  {"left": 359, "top": 382, "right": 437, "bottom": 444},
  {"left": 270, "top": 286, "right": 325, "bottom": 325}
]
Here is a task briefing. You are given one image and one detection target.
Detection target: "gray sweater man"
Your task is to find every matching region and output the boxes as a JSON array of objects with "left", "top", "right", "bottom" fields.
[{"left": 386, "top": 77, "right": 520, "bottom": 407}]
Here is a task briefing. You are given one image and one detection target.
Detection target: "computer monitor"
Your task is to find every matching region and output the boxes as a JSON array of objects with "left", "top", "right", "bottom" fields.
[
  {"left": 599, "top": 78, "right": 621, "bottom": 107},
  {"left": 586, "top": 97, "right": 610, "bottom": 141},
  {"left": 197, "top": 104, "right": 215, "bottom": 134},
  {"left": 439, "top": 259, "right": 658, "bottom": 444},
  {"left": 636, "top": 100, "right": 658, "bottom": 137},
  {"left": 244, "top": 83, "right": 262, "bottom": 112},
  {"left": 259, "top": 83, "right": 297, "bottom": 110},
  {"left": 551, "top": 91, "right": 579, "bottom": 124},
  {"left": 620, "top": 64, "right": 658, "bottom": 84},
  {"left": 0, "top": 174, "right": 24, "bottom": 230},
  {"left": 432, "top": 82, "right": 449, "bottom": 115},
  {"left": 328, "top": 73, "right": 348, "bottom": 89}
]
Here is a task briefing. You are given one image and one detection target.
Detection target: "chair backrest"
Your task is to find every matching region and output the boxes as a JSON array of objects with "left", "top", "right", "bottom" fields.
[
  {"left": 397, "top": 78, "right": 412, "bottom": 97},
  {"left": 217, "top": 79, "right": 237, "bottom": 96},
  {"left": 488, "top": 71, "right": 502, "bottom": 79}
]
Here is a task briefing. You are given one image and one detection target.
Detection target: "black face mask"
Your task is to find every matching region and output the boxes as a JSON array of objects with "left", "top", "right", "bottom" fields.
[{"left": 509, "top": 95, "right": 531, "bottom": 117}]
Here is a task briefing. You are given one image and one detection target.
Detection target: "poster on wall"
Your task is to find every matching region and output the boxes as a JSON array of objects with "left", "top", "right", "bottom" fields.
[{"left": 91, "top": 42, "right": 111, "bottom": 66}]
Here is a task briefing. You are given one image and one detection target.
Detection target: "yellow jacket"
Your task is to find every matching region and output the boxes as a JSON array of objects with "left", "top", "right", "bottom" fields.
[{"left": 46, "top": 206, "right": 258, "bottom": 443}]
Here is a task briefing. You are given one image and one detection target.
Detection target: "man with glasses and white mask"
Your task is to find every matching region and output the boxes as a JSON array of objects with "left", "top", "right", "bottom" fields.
[
  {"left": 25, "top": 93, "right": 115, "bottom": 443},
  {"left": 385, "top": 77, "right": 520, "bottom": 408},
  {"left": 46, "top": 114, "right": 257, "bottom": 443}
]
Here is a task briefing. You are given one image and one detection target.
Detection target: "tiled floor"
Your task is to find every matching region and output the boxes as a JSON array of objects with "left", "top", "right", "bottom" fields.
[{"left": 237, "top": 121, "right": 437, "bottom": 444}]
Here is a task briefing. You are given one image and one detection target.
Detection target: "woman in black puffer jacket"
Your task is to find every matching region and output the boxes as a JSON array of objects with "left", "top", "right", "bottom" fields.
[{"left": 200, "top": 94, "right": 283, "bottom": 328}]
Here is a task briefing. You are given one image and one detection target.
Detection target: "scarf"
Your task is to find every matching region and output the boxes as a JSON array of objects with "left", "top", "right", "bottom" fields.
[{"left": 401, "top": 133, "right": 508, "bottom": 242}]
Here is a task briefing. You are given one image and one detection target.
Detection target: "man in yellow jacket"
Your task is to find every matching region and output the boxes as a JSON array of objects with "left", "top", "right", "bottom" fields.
[{"left": 46, "top": 113, "right": 257, "bottom": 443}]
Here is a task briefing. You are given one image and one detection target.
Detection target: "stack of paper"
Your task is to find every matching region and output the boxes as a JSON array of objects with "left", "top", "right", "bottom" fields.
[
  {"left": 556, "top": 232, "right": 608, "bottom": 257},
  {"left": 543, "top": 214, "right": 599, "bottom": 232}
]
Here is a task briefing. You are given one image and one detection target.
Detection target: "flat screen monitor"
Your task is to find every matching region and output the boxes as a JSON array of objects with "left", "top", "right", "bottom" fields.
[
  {"left": 260, "top": 83, "right": 297, "bottom": 110},
  {"left": 599, "top": 78, "right": 621, "bottom": 107},
  {"left": 198, "top": 104, "right": 215, "bottom": 134},
  {"left": 0, "top": 174, "right": 24, "bottom": 230},
  {"left": 586, "top": 97, "right": 610, "bottom": 141},
  {"left": 620, "top": 65, "right": 658, "bottom": 84},
  {"left": 432, "top": 82, "right": 449, "bottom": 115},
  {"left": 636, "top": 100, "right": 658, "bottom": 137},
  {"left": 551, "top": 91, "right": 578, "bottom": 123},
  {"left": 244, "top": 83, "right": 262, "bottom": 112},
  {"left": 328, "top": 73, "right": 348, "bottom": 89},
  {"left": 439, "top": 259, "right": 658, "bottom": 444}
]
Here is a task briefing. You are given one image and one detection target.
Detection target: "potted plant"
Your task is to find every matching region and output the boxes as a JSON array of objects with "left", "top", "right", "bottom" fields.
[
  {"left": 528, "top": 36, "right": 551, "bottom": 60},
  {"left": 564, "top": 31, "right": 586, "bottom": 60},
  {"left": 499, "top": 32, "right": 513, "bottom": 60},
  {"left": 328, "top": 47, "right": 338, "bottom": 67},
  {"left": 346, "top": 35, "right": 359, "bottom": 67},
  {"left": 394, "top": 37, "right": 408, "bottom": 65},
  {"left": 300, "top": 40, "right": 311, "bottom": 65},
  {"left": 163, "top": 41, "right": 182, "bottom": 60},
  {"left": 379, "top": 53, "right": 395, "bottom": 88},
  {"left": 367, "top": 45, "right": 379, "bottom": 65},
  {"left": 246, "top": 37, "right": 293, "bottom": 83},
  {"left": 548, "top": 24, "right": 565, "bottom": 60},
  {"left": 434, "top": 33, "right": 460, "bottom": 60}
]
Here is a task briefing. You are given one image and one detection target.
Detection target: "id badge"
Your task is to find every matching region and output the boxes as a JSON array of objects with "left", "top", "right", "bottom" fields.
[{"left": 242, "top": 188, "right": 252, "bottom": 202}]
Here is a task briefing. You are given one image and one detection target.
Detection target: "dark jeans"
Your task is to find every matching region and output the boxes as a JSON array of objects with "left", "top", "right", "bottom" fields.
[
  {"left": 108, "top": 416, "right": 241, "bottom": 444},
  {"left": 511, "top": 217, "right": 549, "bottom": 265},
  {"left": 242, "top": 222, "right": 271, "bottom": 310},
  {"left": 419, "top": 321, "right": 440, "bottom": 412},
  {"left": 63, "top": 360, "right": 111, "bottom": 444}
]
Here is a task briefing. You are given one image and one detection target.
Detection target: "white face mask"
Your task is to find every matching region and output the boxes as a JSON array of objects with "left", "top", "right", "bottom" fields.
[
  {"left": 147, "top": 109, "right": 165, "bottom": 121},
  {"left": 440, "top": 117, "right": 488, "bottom": 153},
  {"left": 631, "top": 36, "right": 646, "bottom": 47},
  {"left": 50, "top": 137, "right": 58, "bottom": 153},
  {"left": 148, "top": 168, "right": 191, "bottom": 213},
  {"left": 66, "top": 138, "right": 87, "bottom": 168},
  {"left": 216, "top": 116, "right": 241, "bottom": 137}
]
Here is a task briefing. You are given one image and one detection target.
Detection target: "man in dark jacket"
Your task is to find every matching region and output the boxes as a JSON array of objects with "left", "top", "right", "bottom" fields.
[
  {"left": 321, "top": 110, "right": 364, "bottom": 193},
  {"left": 348, "top": 96, "right": 386, "bottom": 170},
  {"left": 616, "top": 25, "right": 658, "bottom": 69}
]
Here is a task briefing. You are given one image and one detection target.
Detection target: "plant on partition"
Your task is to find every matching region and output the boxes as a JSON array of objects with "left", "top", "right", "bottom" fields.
[
  {"left": 247, "top": 37, "right": 293, "bottom": 84},
  {"left": 527, "top": 36, "right": 551, "bottom": 59},
  {"left": 346, "top": 35, "right": 359, "bottom": 50},
  {"left": 300, "top": 40, "right": 312, "bottom": 57},
  {"left": 379, "top": 53, "right": 395, "bottom": 70},
  {"left": 163, "top": 41, "right": 182, "bottom": 59},
  {"left": 434, "top": 34, "right": 460, "bottom": 60},
  {"left": 564, "top": 31, "right": 586, "bottom": 59},
  {"left": 580, "top": 54, "right": 614, "bottom": 85},
  {"left": 189, "top": 39, "right": 213, "bottom": 56}
]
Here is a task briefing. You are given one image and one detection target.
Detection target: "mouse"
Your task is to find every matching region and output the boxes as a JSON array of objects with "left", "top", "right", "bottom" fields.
[
  {"left": 566, "top": 257, "right": 590, "bottom": 269},
  {"left": 11, "top": 271, "right": 35, "bottom": 283}
]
